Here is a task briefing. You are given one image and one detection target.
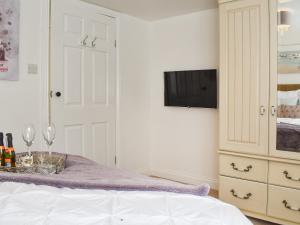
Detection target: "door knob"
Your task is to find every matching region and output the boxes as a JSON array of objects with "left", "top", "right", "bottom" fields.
[{"left": 55, "top": 92, "right": 62, "bottom": 97}]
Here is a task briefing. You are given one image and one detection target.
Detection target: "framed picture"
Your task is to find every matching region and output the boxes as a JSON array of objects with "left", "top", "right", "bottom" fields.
[{"left": 0, "top": 0, "right": 20, "bottom": 81}]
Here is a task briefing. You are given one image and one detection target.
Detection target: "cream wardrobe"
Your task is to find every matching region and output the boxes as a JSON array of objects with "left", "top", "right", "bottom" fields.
[{"left": 219, "top": 0, "right": 300, "bottom": 225}]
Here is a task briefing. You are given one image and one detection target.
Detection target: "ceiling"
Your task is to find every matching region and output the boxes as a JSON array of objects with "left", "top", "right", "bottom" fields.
[{"left": 83, "top": 0, "right": 218, "bottom": 21}]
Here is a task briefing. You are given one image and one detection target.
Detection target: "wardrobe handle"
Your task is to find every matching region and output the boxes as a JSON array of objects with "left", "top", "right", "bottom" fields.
[
  {"left": 260, "top": 106, "right": 266, "bottom": 116},
  {"left": 282, "top": 200, "right": 300, "bottom": 211},
  {"left": 230, "top": 189, "right": 252, "bottom": 200},
  {"left": 271, "top": 106, "right": 277, "bottom": 116},
  {"left": 230, "top": 163, "right": 252, "bottom": 172},
  {"left": 283, "top": 171, "right": 300, "bottom": 182}
]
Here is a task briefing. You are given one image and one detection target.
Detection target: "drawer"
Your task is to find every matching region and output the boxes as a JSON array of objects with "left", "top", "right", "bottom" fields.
[
  {"left": 219, "top": 176, "right": 267, "bottom": 214},
  {"left": 268, "top": 185, "right": 300, "bottom": 224},
  {"left": 220, "top": 154, "right": 268, "bottom": 182},
  {"left": 269, "top": 162, "right": 300, "bottom": 190}
]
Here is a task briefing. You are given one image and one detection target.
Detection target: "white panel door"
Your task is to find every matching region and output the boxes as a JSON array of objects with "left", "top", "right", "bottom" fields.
[
  {"left": 219, "top": 0, "right": 269, "bottom": 155},
  {"left": 51, "top": 0, "right": 116, "bottom": 166}
]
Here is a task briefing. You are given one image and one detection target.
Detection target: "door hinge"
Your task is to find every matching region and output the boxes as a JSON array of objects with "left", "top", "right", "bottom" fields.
[
  {"left": 114, "top": 40, "right": 117, "bottom": 48},
  {"left": 115, "top": 156, "right": 117, "bottom": 165}
]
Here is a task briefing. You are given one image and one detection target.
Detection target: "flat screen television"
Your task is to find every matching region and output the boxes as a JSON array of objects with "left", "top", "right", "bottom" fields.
[{"left": 164, "top": 69, "right": 217, "bottom": 108}]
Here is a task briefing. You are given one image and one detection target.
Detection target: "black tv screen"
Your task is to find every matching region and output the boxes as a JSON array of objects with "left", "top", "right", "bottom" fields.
[{"left": 164, "top": 70, "right": 217, "bottom": 108}]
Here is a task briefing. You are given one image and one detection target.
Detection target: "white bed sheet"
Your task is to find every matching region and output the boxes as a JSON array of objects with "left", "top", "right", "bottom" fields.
[
  {"left": 277, "top": 117, "right": 300, "bottom": 126},
  {"left": 0, "top": 182, "right": 252, "bottom": 225}
]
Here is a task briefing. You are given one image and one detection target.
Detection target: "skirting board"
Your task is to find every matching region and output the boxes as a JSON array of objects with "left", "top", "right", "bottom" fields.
[{"left": 145, "top": 169, "right": 218, "bottom": 190}]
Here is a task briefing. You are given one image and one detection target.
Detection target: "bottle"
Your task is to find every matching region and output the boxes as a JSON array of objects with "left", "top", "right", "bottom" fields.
[
  {"left": 6, "top": 133, "right": 16, "bottom": 168},
  {"left": 4, "top": 147, "right": 11, "bottom": 168},
  {"left": 0, "top": 133, "right": 5, "bottom": 167}
]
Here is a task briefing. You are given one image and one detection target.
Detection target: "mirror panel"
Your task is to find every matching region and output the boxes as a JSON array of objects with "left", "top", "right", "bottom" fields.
[{"left": 277, "top": 0, "right": 300, "bottom": 153}]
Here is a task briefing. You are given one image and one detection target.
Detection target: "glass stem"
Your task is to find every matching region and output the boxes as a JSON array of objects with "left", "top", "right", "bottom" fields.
[
  {"left": 47, "top": 144, "right": 51, "bottom": 156},
  {"left": 27, "top": 146, "right": 31, "bottom": 156},
  {"left": 48, "top": 144, "right": 52, "bottom": 166}
]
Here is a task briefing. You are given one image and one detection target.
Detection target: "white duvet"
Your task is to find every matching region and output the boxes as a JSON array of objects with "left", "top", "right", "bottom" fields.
[
  {"left": 277, "top": 117, "right": 300, "bottom": 126},
  {"left": 0, "top": 182, "right": 251, "bottom": 225}
]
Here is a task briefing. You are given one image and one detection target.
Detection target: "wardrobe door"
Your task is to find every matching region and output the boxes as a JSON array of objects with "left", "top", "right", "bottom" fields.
[{"left": 219, "top": 0, "right": 269, "bottom": 155}]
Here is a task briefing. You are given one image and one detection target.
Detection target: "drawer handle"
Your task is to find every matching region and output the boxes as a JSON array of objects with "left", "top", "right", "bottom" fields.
[
  {"left": 230, "top": 189, "right": 252, "bottom": 200},
  {"left": 230, "top": 163, "right": 253, "bottom": 172},
  {"left": 282, "top": 200, "right": 300, "bottom": 212},
  {"left": 283, "top": 171, "right": 300, "bottom": 182}
]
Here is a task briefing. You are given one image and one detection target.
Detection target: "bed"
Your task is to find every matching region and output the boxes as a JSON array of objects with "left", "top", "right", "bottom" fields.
[{"left": 0, "top": 154, "right": 252, "bottom": 225}]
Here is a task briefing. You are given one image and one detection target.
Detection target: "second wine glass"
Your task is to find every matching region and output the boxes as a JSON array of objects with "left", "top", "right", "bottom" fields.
[{"left": 43, "top": 123, "right": 56, "bottom": 157}]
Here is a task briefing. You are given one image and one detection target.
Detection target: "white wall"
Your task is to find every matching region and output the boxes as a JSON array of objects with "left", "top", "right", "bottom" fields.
[
  {"left": 118, "top": 14, "right": 151, "bottom": 172},
  {"left": 0, "top": 0, "right": 46, "bottom": 151},
  {"left": 148, "top": 9, "right": 219, "bottom": 188},
  {"left": 278, "top": 0, "right": 300, "bottom": 45},
  {"left": 117, "top": 10, "right": 220, "bottom": 188},
  {"left": 278, "top": 74, "right": 300, "bottom": 84}
]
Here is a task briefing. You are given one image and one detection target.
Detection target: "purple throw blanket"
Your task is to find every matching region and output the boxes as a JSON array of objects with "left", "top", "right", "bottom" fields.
[
  {"left": 277, "top": 123, "right": 300, "bottom": 152},
  {"left": 0, "top": 154, "right": 210, "bottom": 196}
]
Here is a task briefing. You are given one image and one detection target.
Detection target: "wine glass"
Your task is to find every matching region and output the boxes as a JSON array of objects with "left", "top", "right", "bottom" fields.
[
  {"left": 22, "top": 124, "right": 36, "bottom": 166},
  {"left": 43, "top": 123, "right": 56, "bottom": 157}
]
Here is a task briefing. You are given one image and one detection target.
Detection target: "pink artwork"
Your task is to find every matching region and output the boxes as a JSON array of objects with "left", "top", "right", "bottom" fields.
[{"left": 0, "top": 0, "right": 19, "bottom": 81}]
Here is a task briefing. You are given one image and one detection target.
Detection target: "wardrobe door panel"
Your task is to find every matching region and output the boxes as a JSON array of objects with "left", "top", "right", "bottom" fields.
[
  {"left": 219, "top": 0, "right": 269, "bottom": 155},
  {"left": 269, "top": 0, "right": 300, "bottom": 161}
]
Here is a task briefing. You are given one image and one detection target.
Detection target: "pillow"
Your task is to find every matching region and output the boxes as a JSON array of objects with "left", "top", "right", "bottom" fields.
[
  {"left": 278, "top": 90, "right": 299, "bottom": 106},
  {"left": 279, "top": 97, "right": 299, "bottom": 106},
  {"left": 278, "top": 90, "right": 299, "bottom": 98},
  {"left": 277, "top": 105, "right": 300, "bottom": 118}
]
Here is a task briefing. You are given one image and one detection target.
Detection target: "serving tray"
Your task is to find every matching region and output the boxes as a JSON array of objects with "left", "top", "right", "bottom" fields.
[{"left": 0, "top": 152, "right": 66, "bottom": 175}]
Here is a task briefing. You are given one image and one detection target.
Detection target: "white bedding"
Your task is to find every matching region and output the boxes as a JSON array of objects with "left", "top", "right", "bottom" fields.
[
  {"left": 277, "top": 117, "right": 300, "bottom": 126},
  {"left": 0, "top": 182, "right": 251, "bottom": 225}
]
